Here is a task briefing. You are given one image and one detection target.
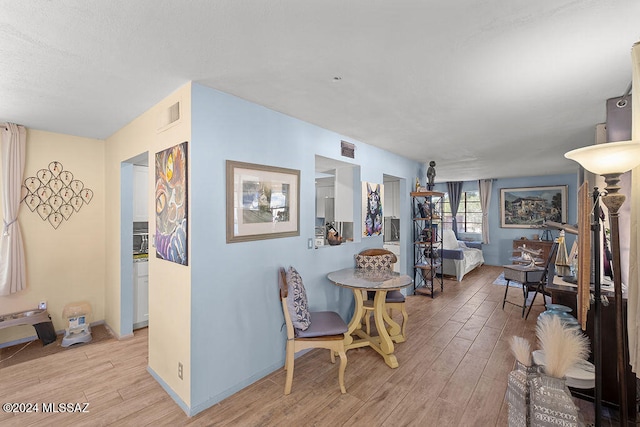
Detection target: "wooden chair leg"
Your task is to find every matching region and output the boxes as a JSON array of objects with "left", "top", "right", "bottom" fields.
[
  {"left": 365, "top": 313, "right": 371, "bottom": 335},
  {"left": 337, "top": 347, "right": 347, "bottom": 394},
  {"left": 399, "top": 305, "right": 408, "bottom": 340},
  {"left": 364, "top": 309, "right": 372, "bottom": 335},
  {"left": 284, "top": 342, "right": 295, "bottom": 395},
  {"left": 284, "top": 341, "right": 290, "bottom": 371},
  {"left": 330, "top": 349, "right": 335, "bottom": 364}
]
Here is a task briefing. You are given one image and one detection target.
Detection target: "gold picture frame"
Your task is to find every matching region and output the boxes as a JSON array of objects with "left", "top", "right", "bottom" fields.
[{"left": 226, "top": 160, "right": 300, "bottom": 243}]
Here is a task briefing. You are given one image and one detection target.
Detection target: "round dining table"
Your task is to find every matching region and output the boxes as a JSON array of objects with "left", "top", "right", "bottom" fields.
[{"left": 327, "top": 267, "right": 413, "bottom": 368}]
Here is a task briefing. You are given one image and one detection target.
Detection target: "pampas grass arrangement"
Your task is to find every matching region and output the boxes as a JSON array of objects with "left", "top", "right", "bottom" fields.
[
  {"left": 536, "top": 315, "right": 589, "bottom": 378},
  {"left": 509, "top": 336, "right": 532, "bottom": 367}
]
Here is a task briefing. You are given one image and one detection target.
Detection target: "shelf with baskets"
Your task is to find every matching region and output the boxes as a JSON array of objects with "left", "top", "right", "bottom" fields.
[{"left": 411, "top": 191, "right": 444, "bottom": 297}]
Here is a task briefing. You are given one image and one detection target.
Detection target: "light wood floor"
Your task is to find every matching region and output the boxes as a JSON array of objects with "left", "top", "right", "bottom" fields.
[{"left": 0, "top": 265, "right": 601, "bottom": 426}]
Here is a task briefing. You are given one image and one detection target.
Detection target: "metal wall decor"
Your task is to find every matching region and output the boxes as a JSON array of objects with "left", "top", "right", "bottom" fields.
[{"left": 21, "top": 161, "right": 94, "bottom": 229}]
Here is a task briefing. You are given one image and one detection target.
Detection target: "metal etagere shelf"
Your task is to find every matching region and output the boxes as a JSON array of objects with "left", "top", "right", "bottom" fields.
[{"left": 411, "top": 191, "right": 444, "bottom": 297}]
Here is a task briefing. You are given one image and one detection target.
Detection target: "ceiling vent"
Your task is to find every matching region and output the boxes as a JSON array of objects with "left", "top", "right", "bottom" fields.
[{"left": 157, "top": 101, "right": 181, "bottom": 132}]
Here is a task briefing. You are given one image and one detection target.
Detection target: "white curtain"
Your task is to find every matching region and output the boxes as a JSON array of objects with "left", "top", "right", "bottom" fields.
[
  {"left": 478, "top": 179, "right": 492, "bottom": 244},
  {"left": 628, "top": 42, "right": 640, "bottom": 373},
  {"left": 0, "top": 123, "right": 27, "bottom": 295}
]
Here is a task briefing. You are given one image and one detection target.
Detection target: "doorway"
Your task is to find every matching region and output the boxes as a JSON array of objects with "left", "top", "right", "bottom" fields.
[
  {"left": 383, "top": 174, "right": 403, "bottom": 273},
  {"left": 121, "top": 152, "right": 149, "bottom": 336}
]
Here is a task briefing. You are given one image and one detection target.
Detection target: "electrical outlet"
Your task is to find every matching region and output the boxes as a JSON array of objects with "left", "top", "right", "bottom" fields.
[{"left": 178, "top": 362, "right": 183, "bottom": 380}]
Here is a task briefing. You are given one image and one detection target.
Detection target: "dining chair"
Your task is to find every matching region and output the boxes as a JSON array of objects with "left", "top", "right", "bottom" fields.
[
  {"left": 279, "top": 267, "right": 348, "bottom": 395},
  {"left": 523, "top": 241, "right": 559, "bottom": 319},
  {"left": 355, "top": 249, "right": 408, "bottom": 340}
]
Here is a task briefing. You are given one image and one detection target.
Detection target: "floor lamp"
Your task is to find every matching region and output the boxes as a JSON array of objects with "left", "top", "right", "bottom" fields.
[{"left": 565, "top": 139, "right": 640, "bottom": 426}]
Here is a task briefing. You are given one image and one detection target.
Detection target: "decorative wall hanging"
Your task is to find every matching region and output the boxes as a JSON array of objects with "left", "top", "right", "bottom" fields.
[
  {"left": 21, "top": 161, "right": 94, "bottom": 229},
  {"left": 500, "top": 185, "right": 567, "bottom": 229},
  {"left": 226, "top": 160, "right": 300, "bottom": 243},
  {"left": 155, "top": 142, "right": 188, "bottom": 265},
  {"left": 362, "top": 182, "right": 383, "bottom": 237}
]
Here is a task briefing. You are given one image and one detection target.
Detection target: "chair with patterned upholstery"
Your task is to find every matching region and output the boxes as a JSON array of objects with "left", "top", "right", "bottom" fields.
[
  {"left": 355, "top": 248, "right": 408, "bottom": 341},
  {"left": 279, "top": 266, "right": 348, "bottom": 395}
]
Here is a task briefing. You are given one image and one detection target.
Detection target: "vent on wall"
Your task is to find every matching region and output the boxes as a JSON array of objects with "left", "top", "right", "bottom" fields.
[
  {"left": 157, "top": 101, "right": 181, "bottom": 132},
  {"left": 341, "top": 140, "right": 355, "bottom": 159}
]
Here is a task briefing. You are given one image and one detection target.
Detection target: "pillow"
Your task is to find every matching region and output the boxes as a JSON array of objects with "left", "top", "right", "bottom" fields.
[
  {"left": 442, "top": 229, "right": 459, "bottom": 250},
  {"left": 355, "top": 254, "right": 394, "bottom": 270},
  {"left": 285, "top": 266, "right": 311, "bottom": 331},
  {"left": 458, "top": 241, "right": 468, "bottom": 248}
]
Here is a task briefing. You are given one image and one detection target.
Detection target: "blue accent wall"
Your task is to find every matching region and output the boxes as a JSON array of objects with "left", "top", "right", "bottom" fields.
[
  {"left": 186, "top": 83, "right": 578, "bottom": 412},
  {"left": 189, "top": 84, "right": 422, "bottom": 413},
  {"left": 435, "top": 173, "right": 578, "bottom": 266},
  {"left": 486, "top": 174, "right": 578, "bottom": 265}
]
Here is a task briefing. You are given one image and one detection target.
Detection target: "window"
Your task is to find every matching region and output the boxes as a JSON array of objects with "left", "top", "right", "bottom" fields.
[{"left": 442, "top": 191, "right": 482, "bottom": 233}]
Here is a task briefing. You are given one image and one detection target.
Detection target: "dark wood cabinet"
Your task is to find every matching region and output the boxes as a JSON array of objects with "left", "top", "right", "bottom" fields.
[{"left": 548, "top": 283, "right": 637, "bottom": 420}]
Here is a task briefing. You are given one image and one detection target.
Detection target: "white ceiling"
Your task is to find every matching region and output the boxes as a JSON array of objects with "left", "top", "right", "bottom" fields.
[{"left": 1, "top": 1, "right": 638, "bottom": 181}]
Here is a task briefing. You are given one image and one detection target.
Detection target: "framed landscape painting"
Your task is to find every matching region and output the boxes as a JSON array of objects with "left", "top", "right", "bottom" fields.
[
  {"left": 226, "top": 160, "right": 300, "bottom": 243},
  {"left": 500, "top": 185, "right": 567, "bottom": 228}
]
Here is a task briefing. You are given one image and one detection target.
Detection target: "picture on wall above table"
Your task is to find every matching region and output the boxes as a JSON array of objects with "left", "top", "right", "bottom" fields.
[
  {"left": 155, "top": 141, "right": 188, "bottom": 265},
  {"left": 500, "top": 185, "right": 567, "bottom": 228},
  {"left": 362, "top": 181, "right": 383, "bottom": 236},
  {"left": 226, "top": 160, "right": 300, "bottom": 243}
]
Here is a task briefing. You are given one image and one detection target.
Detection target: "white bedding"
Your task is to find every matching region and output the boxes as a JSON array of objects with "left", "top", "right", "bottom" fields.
[{"left": 441, "top": 229, "right": 484, "bottom": 281}]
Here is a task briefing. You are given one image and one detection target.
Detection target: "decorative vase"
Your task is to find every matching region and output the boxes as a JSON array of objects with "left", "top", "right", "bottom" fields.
[
  {"left": 529, "top": 372, "right": 580, "bottom": 427},
  {"left": 506, "top": 360, "right": 538, "bottom": 427}
]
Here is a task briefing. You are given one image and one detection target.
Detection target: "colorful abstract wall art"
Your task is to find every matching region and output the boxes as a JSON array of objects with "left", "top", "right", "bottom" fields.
[{"left": 155, "top": 142, "right": 188, "bottom": 265}]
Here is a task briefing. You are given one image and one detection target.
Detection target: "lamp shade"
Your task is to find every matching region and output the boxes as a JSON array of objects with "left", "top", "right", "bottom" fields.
[{"left": 564, "top": 140, "right": 640, "bottom": 175}]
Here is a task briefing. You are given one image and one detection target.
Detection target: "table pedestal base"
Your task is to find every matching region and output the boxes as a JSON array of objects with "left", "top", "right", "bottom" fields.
[{"left": 343, "top": 289, "right": 403, "bottom": 368}]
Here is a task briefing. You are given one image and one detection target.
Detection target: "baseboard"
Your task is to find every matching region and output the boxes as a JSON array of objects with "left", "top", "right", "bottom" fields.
[
  {"left": 188, "top": 359, "right": 285, "bottom": 417},
  {"left": 103, "top": 321, "right": 134, "bottom": 340},
  {"left": 147, "top": 365, "right": 190, "bottom": 416},
  {"left": 149, "top": 357, "right": 287, "bottom": 417}
]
